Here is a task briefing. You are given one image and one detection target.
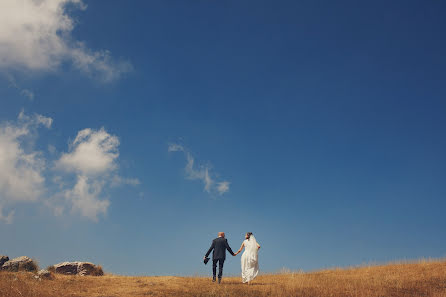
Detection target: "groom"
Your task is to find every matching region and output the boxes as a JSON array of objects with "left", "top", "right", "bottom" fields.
[{"left": 204, "top": 232, "right": 236, "bottom": 283}]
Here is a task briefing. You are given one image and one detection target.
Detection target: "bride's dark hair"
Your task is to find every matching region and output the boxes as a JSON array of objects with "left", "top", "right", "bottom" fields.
[{"left": 246, "top": 232, "right": 253, "bottom": 240}]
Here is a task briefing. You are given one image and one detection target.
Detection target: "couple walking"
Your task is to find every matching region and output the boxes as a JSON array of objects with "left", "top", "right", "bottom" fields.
[{"left": 203, "top": 232, "right": 261, "bottom": 284}]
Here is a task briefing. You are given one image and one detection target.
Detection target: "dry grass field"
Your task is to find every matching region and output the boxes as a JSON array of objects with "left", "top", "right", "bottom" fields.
[{"left": 1, "top": 259, "right": 446, "bottom": 297}]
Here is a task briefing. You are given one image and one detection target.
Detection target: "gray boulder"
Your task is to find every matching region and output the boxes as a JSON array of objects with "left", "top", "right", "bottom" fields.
[
  {"left": 1, "top": 256, "right": 38, "bottom": 272},
  {"left": 37, "top": 269, "right": 54, "bottom": 280},
  {"left": 78, "top": 262, "right": 97, "bottom": 276},
  {"left": 0, "top": 255, "right": 9, "bottom": 267},
  {"left": 53, "top": 262, "right": 78, "bottom": 275},
  {"left": 53, "top": 261, "right": 103, "bottom": 276}
]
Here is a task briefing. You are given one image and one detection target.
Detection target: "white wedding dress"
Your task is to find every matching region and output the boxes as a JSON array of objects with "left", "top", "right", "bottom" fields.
[{"left": 241, "top": 235, "right": 259, "bottom": 283}]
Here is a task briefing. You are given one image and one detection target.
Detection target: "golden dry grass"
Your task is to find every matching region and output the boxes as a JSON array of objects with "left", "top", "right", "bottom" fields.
[{"left": 2, "top": 259, "right": 446, "bottom": 297}]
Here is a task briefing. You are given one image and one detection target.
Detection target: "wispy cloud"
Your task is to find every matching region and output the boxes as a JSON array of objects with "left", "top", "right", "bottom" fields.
[
  {"left": 4, "top": 74, "right": 35, "bottom": 100},
  {"left": 0, "top": 0, "right": 131, "bottom": 82},
  {"left": 217, "top": 181, "right": 230, "bottom": 195},
  {"left": 168, "top": 143, "right": 185, "bottom": 152},
  {"left": 168, "top": 143, "right": 230, "bottom": 196},
  {"left": 111, "top": 175, "right": 141, "bottom": 188},
  {"left": 0, "top": 205, "right": 15, "bottom": 225},
  {"left": 20, "top": 89, "right": 35, "bottom": 100}
]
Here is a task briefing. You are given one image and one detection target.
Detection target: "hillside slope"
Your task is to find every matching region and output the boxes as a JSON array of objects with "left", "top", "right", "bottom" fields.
[{"left": 1, "top": 260, "right": 446, "bottom": 297}]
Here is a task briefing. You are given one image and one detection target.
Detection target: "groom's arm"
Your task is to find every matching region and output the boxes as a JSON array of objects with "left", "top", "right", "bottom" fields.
[
  {"left": 225, "top": 239, "right": 235, "bottom": 256},
  {"left": 205, "top": 240, "right": 215, "bottom": 258}
]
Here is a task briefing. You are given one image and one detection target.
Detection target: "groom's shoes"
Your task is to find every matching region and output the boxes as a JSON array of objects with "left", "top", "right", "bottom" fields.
[
  {"left": 212, "top": 276, "right": 216, "bottom": 282},
  {"left": 218, "top": 277, "right": 222, "bottom": 284}
]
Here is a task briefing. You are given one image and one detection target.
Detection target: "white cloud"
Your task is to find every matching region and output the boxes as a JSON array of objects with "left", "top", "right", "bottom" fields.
[
  {"left": 0, "top": 0, "right": 130, "bottom": 81},
  {"left": 63, "top": 175, "right": 109, "bottom": 221},
  {"left": 0, "top": 112, "right": 52, "bottom": 204},
  {"left": 169, "top": 143, "right": 230, "bottom": 196},
  {"left": 0, "top": 115, "right": 139, "bottom": 223},
  {"left": 56, "top": 128, "right": 119, "bottom": 175},
  {"left": 54, "top": 128, "right": 138, "bottom": 220}
]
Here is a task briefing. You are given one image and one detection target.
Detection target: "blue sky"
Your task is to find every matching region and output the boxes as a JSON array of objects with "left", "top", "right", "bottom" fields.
[{"left": 0, "top": 0, "right": 446, "bottom": 276}]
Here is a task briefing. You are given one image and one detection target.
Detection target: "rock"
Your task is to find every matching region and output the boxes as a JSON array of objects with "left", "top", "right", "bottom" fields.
[
  {"left": 53, "top": 262, "right": 78, "bottom": 275},
  {"left": 0, "top": 255, "right": 9, "bottom": 267},
  {"left": 78, "top": 262, "right": 97, "bottom": 276},
  {"left": 1, "top": 256, "right": 38, "bottom": 272},
  {"left": 37, "top": 269, "right": 54, "bottom": 280},
  {"left": 53, "top": 261, "right": 103, "bottom": 276}
]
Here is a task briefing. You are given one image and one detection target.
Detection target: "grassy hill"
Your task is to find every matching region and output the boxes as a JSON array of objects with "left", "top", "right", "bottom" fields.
[{"left": 1, "top": 259, "right": 446, "bottom": 297}]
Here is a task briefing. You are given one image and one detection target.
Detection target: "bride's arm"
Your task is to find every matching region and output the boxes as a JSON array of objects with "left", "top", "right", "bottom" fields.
[{"left": 234, "top": 243, "right": 244, "bottom": 256}]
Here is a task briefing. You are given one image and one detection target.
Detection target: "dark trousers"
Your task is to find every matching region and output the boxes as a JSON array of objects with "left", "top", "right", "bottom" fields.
[{"left": 212, "top": 259, "right": 225, "bottom": 278}]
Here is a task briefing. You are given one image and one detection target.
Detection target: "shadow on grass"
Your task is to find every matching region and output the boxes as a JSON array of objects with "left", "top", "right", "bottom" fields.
[{"left": 219, "top": 281, "right": 269, "bottom": 286}]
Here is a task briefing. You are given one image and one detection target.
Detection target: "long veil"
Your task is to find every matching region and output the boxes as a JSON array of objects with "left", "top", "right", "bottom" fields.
[{"left": 245, "top": 235, "right": 259, "bottom": 262}]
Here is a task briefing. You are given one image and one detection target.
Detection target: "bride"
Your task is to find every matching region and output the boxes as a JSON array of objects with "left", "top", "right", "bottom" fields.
[{"left": 234, "top": 232, "right": 261, "bottom": 284}]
